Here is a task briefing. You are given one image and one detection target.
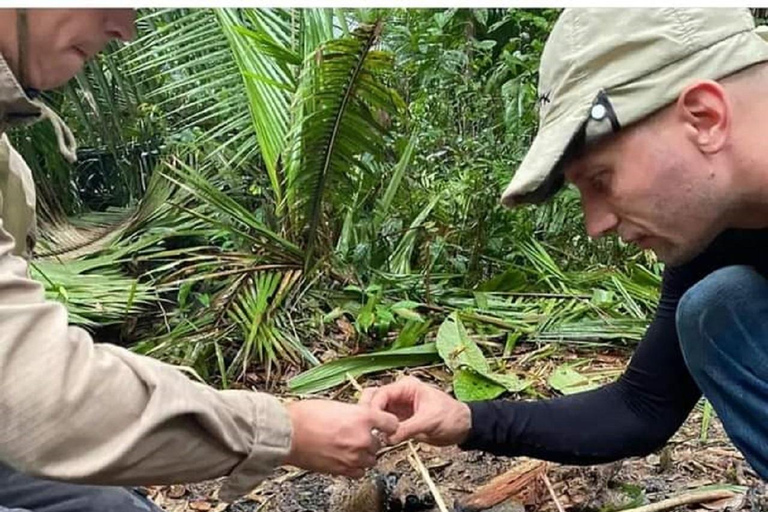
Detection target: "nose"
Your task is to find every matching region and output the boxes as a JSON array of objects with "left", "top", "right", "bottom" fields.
[
  {"left": 104, "top": 9, "right": 136, "bottom": 42},
  {"left": 581, "top": 194, "right": 619, "bottom": 239}
]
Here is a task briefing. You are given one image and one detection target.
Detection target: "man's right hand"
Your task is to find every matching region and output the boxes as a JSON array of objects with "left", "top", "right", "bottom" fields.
[
  {"left": 283, "top": 400, "right": 398, "bottom": 478},
  {"left": 359, "top": 376, "right": 472, "bottom": 446}
]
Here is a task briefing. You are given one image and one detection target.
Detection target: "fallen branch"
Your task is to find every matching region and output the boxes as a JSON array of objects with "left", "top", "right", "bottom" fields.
[
  {"left": 407, "top": 442, "right": 450, "bottom": 512},
  {"left": 455, "top": 460, "right": 546, "bottom": 512},
  {"left": 620, "top": 489, "right": 736, "bottom": 512}
]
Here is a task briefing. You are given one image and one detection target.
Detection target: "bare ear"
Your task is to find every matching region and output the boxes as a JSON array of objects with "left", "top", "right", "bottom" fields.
[{"left": 675, "top": 80, "right": 730, "bottom": 154}]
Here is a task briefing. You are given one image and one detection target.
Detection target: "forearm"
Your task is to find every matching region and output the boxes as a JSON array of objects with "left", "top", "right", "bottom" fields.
[
  {"left": 460, "top": 381, "right": 694, "bottom": 464},
  {"left": 0, "top": 244, "right": 291, "bottom": 501}
]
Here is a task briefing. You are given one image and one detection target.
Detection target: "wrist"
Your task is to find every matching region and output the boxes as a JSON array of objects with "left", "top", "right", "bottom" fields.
[
  {"left": 283, "top": 402, "right": 301, "bottom": 466},
  {"left": 455, "top": 402, "right": 473, "bottom": 444}
]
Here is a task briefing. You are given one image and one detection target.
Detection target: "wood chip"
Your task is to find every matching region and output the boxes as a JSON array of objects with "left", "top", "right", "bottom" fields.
[{"left": 455, "top": 460, "right": 546, "bottom": 512}]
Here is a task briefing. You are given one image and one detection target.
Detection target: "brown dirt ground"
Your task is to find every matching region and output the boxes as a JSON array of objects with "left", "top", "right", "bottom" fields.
[{"left": 144, "top": 344, "right": 767, "bottom": 512}]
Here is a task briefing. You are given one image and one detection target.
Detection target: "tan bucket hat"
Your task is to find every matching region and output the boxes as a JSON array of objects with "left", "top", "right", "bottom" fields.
[{"left": 501, "top": 8, "right": 768, "bottom": 208}]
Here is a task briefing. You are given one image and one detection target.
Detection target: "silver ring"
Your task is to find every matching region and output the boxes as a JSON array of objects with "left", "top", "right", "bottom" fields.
[{"left": 371, "top": 428, "right": 385, "bottom": 443}]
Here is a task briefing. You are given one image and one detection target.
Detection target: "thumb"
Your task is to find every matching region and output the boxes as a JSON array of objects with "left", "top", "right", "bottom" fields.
[
  {"left": 389, "top": 416, "right": 431, "bottom": 444},
  {"left": 369, "top": 409, "right": 399, "bottom": 436},
  {"left": 358, "top": 387, "right": 378, "bottom": 407}
]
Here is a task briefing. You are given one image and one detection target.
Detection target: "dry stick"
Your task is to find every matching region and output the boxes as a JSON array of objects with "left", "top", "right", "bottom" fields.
[
  {"left": 407, "top": 442, "right": 450, "bottom": 512},
  {"left": 540, "top": 472, "right": 565, "bottom": 512},
  {"left": 619, "top": 489, "right": 736, "bottom": 512},
  {"left": 376, "top": 440, "right": 409, "bottom": 457}
]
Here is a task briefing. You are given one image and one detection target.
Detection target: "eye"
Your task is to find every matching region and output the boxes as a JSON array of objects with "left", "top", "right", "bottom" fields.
[{"left": 589, "top": 170, "right": 611, "bottom": 194}]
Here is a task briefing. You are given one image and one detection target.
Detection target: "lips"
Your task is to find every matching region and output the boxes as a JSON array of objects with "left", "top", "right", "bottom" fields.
[
  {"left": 72, "top": 46, "right": 89, "bottom": 59},
  {"left": 621, "top": 234, "right": 653, "bottom": 249},
  {"left": 631, "top": 236, "right": 655, "bottom": 250}
]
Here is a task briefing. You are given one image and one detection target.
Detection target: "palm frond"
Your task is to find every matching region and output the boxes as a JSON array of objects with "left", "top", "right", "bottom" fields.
[{"left": 286, "top": 20, "right": 400, "bottom": 264}]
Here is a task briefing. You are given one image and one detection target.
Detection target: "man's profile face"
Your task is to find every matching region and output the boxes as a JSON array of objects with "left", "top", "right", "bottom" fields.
[
  {"left": 563, "top": 108, "right": 728, "bottom": 265},
  {"left": 23, "top": 9, "right": 135, "bottom": 90}
]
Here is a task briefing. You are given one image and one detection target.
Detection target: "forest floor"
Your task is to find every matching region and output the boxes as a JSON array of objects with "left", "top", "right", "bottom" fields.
[{"left": 145, "top": 342, "right": 765, "bottom": 512}]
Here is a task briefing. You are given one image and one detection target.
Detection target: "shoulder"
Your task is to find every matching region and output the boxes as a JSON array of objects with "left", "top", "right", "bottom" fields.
[{"left": 662, "top": 229, "right": 768, "bottom": 295}]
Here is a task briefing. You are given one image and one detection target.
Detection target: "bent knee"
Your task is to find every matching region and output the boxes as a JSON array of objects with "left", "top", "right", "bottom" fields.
[
  {"left": 81, "top": 488, "right": 158, "bottom": 512},
  {"left": 676, "top": 265, "right": 767, "bottom": 372}
]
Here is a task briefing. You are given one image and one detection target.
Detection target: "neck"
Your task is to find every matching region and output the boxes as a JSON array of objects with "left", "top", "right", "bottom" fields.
[{"left": 727, "top": 143, "right": 768, "bottom": 230}]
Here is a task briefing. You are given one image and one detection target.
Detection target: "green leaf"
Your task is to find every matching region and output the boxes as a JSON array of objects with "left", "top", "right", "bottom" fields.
[
  {"left": 288, "top": 343, "right": 440, "bottom": 394},
  {"left": 548, "top": 365, "right": 598, "bottom": 395},
  {"left": 473, "top": 292, "right": 489, "bottom": 310},
  {"left": 437, "top": 315, "right": 528, "bottom": 398},
  {"left": 357, "top": 309, "right": 375, "bottom": 331},
  {"left": 453, "top": 368, "right": 505, "bottom": 401},
  {"left": 473, "top": 9, "right": 489, "bottom": 26},
  {"left": 323, "top": 307, "right": 347, "bottom": 323},
  {"left": 590, "top": 288, "right": 614, "bottom": 307},
  {"left": 393, "top": 308, "right": 424, "bottom": 322},
  {"left": 474, "top": 39, "right": 496, "bottom": 51},
  {"left": 391, "top": 300, "right": 421, "bottom": 310},
  {"left": 436, "top": 313, "right": 489, "bottom": 373},
  {"left": 375, "top": 305, "right": 396, "bottom": 328},
  {"left": 391, "top": 319, "right": 432, "bottom": 350},
  {"left": 503, "top": 332, "right": 521, "bottom": 358},
  {"left": 483, "top": 371, "right": 529, "bottom": 393},
  {"left": 478, "top": 267, "right": 527, "bottom": 292}
]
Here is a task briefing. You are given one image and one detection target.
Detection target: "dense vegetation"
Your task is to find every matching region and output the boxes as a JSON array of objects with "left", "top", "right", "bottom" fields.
[{"left": 14, "top": 8, "right": 665, "bottom": 397}]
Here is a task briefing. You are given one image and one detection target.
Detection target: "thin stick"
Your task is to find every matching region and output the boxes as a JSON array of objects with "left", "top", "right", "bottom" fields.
[
  {"left": 619, "top": 489, "right": 736, "bottom": 512},
  {"left": 407, "top": 442, "right": 450, "bottom": 512},
  {"left": 376, "top": 440, "right": 409, "bottom": 457},
  {"left": 346, "top": 372, "right": 364, "bottom": 393},
  {"left": 540, "top": 472, "right": 565, "bottom": 512}
]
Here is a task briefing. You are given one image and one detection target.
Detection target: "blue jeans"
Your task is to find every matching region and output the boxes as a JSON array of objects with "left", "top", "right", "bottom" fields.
[
  {"left": 677, "top": 265, "right": 768, "bottom": 478},
  {"left": 0, "top": 462, "right": 162, "bottom": 512}
]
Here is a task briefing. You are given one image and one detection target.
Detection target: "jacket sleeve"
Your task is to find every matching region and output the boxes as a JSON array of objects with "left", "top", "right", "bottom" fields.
[{"left": 0, "top": 217, "right": 292, "bottom": 501}]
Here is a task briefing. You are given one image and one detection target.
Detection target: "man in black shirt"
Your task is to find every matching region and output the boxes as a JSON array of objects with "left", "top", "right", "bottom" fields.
[{"left": 361, "top": 8, "right": 768, "bottom": 479}]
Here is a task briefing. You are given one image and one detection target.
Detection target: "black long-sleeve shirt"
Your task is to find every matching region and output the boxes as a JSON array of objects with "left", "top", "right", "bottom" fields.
[{"left": 461, "top": 228, "right": 768, "bottom": 463}]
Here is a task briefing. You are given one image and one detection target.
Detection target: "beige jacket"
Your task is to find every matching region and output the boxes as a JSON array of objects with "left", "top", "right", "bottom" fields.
[{"left": 0, "top": 55, "right": 292, "bottom": 502}]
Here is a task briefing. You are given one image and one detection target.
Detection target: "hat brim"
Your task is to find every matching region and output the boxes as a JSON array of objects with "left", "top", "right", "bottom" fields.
[{"left": 500, "top": 109, "right": 587, "bottom": 208}]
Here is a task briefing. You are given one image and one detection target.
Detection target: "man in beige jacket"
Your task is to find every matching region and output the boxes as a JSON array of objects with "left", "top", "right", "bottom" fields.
[{"left": 0, "top": 9, "right": 398, "bottom": 512}]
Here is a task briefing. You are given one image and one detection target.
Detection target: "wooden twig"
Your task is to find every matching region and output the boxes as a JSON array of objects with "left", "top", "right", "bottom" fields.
[
  {"left": 619, "top": 489, "right": 736, "bottom": 512},
  {"left": 540, "top": 472, "right": 565, "bottom": 512},
  {"left": 346, "top": 372, "right": 364, "bottom": 393},
  {"left": 376, "top": 440, "right": 409, "bottom": 457},
  {"left": 407, "top": 442, "right": 450, "bottom": 512}
]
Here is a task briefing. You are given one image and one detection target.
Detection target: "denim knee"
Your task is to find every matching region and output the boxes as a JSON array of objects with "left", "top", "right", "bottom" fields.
[
  {"left": 676, "top": 265, "right": 764, "bottom": 378},
  {"left": 80, "top": 488, "right": 158, "bottom": 512}
]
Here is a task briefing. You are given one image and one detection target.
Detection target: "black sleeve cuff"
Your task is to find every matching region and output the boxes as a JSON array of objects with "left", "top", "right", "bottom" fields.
[{"left": 458, "top": 400, "right": 521, "bottom": 455}]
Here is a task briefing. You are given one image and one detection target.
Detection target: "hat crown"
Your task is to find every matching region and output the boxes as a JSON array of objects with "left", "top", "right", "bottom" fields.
[{"left": 537, "top": 8, "right": 756, "bottom": 126}]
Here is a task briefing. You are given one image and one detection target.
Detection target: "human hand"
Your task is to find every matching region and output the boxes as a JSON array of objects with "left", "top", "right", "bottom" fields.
[
  {"left": 283, "top": 400, "right": 398, "bottom": 478},
  {"left": 359, "top": 376, "right": 472, "bottom": 446}
]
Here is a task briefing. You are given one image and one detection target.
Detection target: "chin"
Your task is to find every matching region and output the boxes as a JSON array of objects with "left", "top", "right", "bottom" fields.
[
  {"left": 29, "top": 60, "right": 84, "bottom": 91},
  {"left": 655, "top": 238, "right": 714, "bottom": 266}
]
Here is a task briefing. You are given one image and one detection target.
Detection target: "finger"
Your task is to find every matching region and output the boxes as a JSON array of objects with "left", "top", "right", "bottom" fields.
[
  {"left": 357, "top": 453, "right": 377, "bottom": 468},
  {"left": 363, "top": 430, "right": 383, "bottom": 454},
  {"left": 369, "top": 409, "right": 399, "bottom": 436},
  {"left": 344, "top": 467, "right": 366, "bottom": 479},
  {"left": 389, "top": 417, "right": 430, "bottom": 445},
  {"left": 370, "top": 385, "right": 401, "bottom": 412},
  {"left": 358, "top": 387, "right": 378, "bottom": 406}
]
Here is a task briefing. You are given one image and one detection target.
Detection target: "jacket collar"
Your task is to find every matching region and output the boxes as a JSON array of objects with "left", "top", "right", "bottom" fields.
[{"left": 0, "top": 53, "right": 42, "bottom": 133}]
